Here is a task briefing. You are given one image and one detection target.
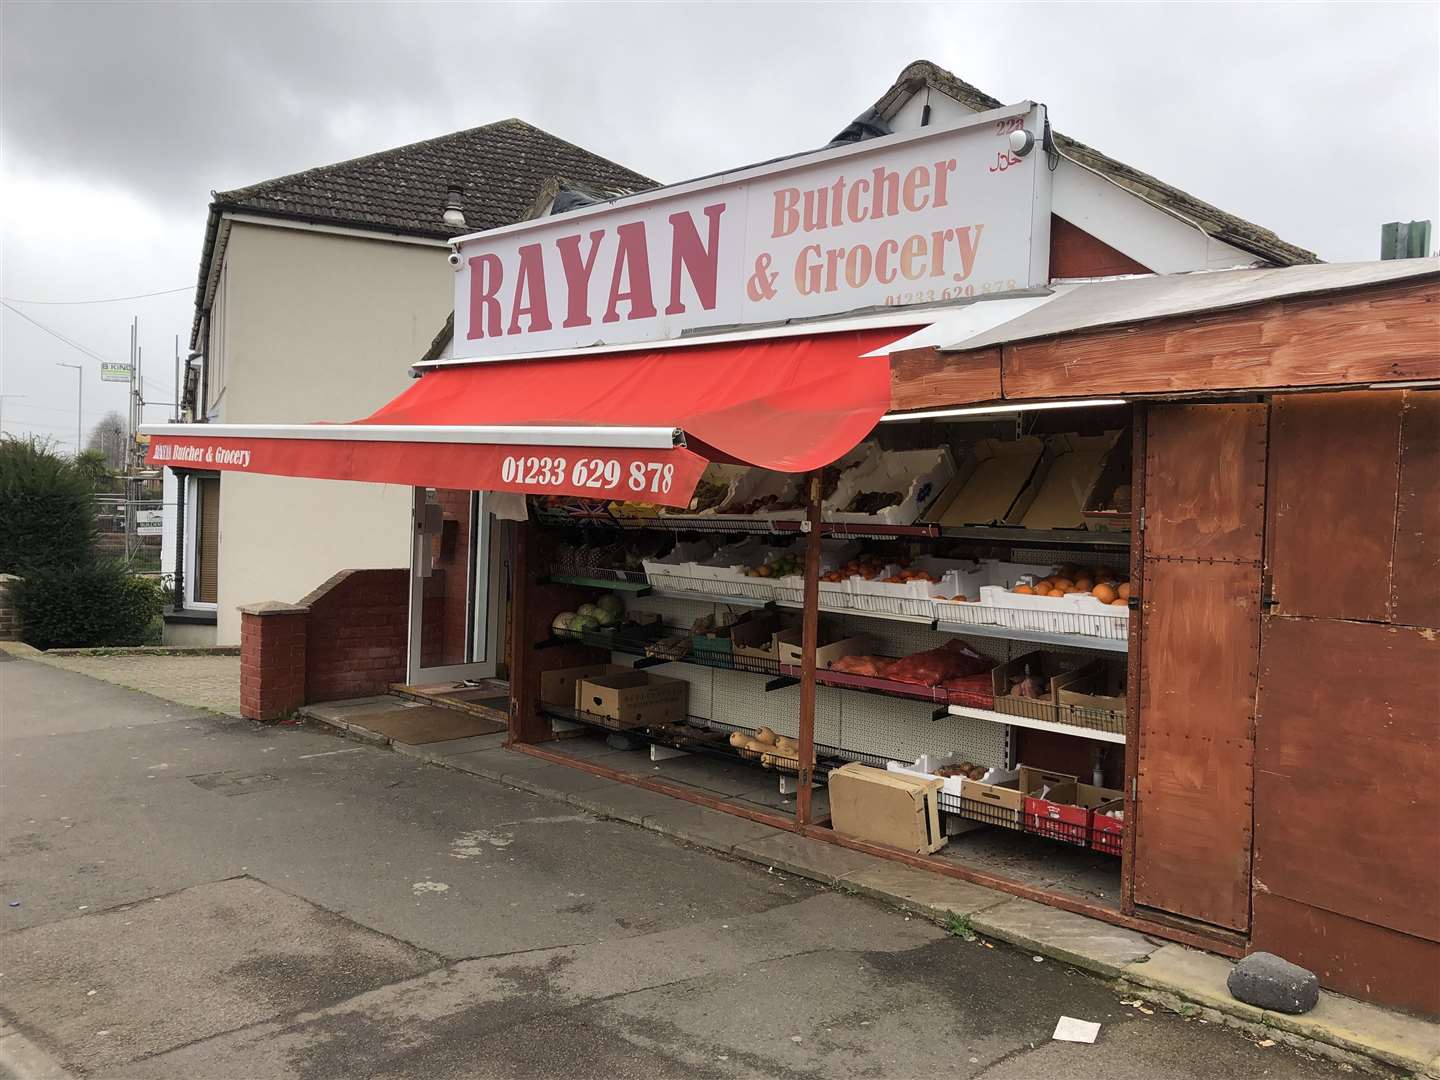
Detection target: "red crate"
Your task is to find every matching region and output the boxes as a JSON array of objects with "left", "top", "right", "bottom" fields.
[
  {"left": 1023, "top": 795, "right": 1090, "bottom": 847},
  {"left": 1091, "top": 800, "right": 1124, "bottom": 857}
]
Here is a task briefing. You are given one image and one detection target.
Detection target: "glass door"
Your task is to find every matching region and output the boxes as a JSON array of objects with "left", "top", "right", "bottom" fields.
[{"left": 406, "top": 488, "right": 506, "bottom": 685}]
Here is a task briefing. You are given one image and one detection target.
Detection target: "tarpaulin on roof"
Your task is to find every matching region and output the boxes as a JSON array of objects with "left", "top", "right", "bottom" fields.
[{"left": 143, "top": 326, "right": 903, "bottom": 507}]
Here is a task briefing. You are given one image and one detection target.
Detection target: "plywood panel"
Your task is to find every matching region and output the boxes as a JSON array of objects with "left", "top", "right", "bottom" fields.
[
  {"left": 1393, "top": 391, "right": 1440, "bottom": 628},
  {"left": 889, "top": 346, "right": 1002, "bottom": 411},
  {"left": 1269, "top": 393, "right": 1403, "bottom": 621},
  {"left": 1255, "top": 617, "right": 1440, "bottom": 942},
  {"left": 1003, "top": 277, "right": 1440, "bottom": 399},
  {"left": 1134, "top": 559, "right": 1260, "bottom": 931},
  {"left": 1144, "top": 404, "right": 1266, "bottom": 562},
  {"left": 1049, "top": 215, "right": 1150, "bottom": 279},
  {"left": 1252, "top": 893, "right": 1440, "bottom": 1018}
]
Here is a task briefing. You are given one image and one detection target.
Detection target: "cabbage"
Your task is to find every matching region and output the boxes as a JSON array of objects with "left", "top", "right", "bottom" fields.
[
  {"left": 596, "top": 594, "right": 625, "bottom": 618},
  {"left": 570, "top": 614, "right": 600, "bottom": 633},
  {"left": 577, "top": 603, "right": 600, "bottom": 620},
  {"left": 551, "top": 612, "right": 576, "bottom": 635},
  {"left": 593, "top": 607, "right": 620, "bottom": 627}
]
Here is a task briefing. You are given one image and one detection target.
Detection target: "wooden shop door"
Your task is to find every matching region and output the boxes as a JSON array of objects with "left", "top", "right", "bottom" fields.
[{"left": 1132, "top": 404, "right": 1266, "bottom": 932}]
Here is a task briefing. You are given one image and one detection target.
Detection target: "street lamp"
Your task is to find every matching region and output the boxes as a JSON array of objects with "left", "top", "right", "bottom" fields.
[{"left": 56, "top": 362, "right": 82, "bottom": 455}]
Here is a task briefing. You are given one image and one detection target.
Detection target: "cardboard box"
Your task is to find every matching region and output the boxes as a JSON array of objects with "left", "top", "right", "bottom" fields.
[
  {"left": 731, "top": 609, "right": 794, "bottom": 669},
  {"left": 990, "top": 651, "right": 1101, "bottom": 723},
  {"left": 957, "top": 774, "right": 1023, "bottom": 830},
  {"left": 1011, "top": 432, "right": 1120, "bottom": 530},
  {"left": 828, "top": 762, "right": 947, "bottom": 854},
  {"left": 775, "top": 625, "right": 870, "bottom": 668},
  {"left": 575, "top": 671, "right": 688, "bottom": 728},
  {"left": 540, "top": 663, "right": 628, "bottom": 708},
  {"left": 924, "top": 437, "right": 1044, "bottom": 526},
  {"left": 1056, "top": 659, "right": 1127, "bottom": 733}
]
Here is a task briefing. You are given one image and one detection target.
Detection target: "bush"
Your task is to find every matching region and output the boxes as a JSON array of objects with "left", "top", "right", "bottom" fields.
[
  {"left": 0, "top": 436, "right": 97, "bottom": 574},
  {"left": 12, "top": 561, "right": 168, "bottom": 650}
]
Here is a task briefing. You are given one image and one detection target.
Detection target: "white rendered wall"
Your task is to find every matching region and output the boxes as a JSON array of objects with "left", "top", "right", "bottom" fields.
[{"left": 210, "top": 221, "right": 452, "bottom": 643}]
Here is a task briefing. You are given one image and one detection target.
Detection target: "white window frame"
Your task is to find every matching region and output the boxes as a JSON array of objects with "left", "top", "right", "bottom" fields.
[{"left": 182, "top": 471, "right": 220, "bottom": 611}]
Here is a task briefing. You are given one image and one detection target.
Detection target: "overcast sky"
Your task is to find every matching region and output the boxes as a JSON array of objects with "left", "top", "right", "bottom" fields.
[{"left": 3, "top": 1, "right": 1436, "bottom": 453}]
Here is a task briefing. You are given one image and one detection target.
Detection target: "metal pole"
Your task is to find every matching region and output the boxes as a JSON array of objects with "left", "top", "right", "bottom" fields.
[
  {"left": 795, "top": 469, "right": 823, "bottom": 827},
  {"left": 56, "top": 362, "right": 82, "bottom": 455}
]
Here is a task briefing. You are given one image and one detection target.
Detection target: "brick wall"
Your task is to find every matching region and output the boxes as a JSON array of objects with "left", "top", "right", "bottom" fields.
[
  {"left": 300, "top": 568, "right": 410, "bottom": 703},
  {"left": 237, "top": 568, "right": 412, "bottom": 720},
  {"left": 0, "top": 574, "right": 19, "bottom": 641},
  {"left": 239, "top": 603, "right": 308, "bottom": 721}
]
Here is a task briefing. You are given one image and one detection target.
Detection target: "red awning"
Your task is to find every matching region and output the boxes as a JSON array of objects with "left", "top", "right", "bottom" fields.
[{"left": 144, "top": 326, "right": 904, "bottom": 507}]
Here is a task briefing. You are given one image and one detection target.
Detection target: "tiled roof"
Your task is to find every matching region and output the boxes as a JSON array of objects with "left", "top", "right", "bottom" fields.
[
  {"left": 873, "top": 61, "right": 1320, "bottom": 267},
  {"left": 212, "top": 118, "right": 655, "bottom": 238},
  {"left": 191, "top": 119, "right": 656, "bottom": 347}
]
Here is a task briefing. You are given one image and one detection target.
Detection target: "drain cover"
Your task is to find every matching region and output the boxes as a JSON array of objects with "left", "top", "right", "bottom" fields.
[{"left": 188, "top": 771, "right": 281, "bottom": 795}]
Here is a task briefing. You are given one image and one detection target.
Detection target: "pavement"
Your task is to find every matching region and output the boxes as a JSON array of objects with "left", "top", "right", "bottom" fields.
[
  {"left": 17, "top": 647, "right": 242, "bottom": 718},
  {"left": 0, "top": 653, "right": 1412, "bottom": 1079}
]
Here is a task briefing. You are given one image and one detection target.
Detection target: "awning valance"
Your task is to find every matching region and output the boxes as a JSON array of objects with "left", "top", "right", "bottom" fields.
[{"left": 143, "top": 326, "right": 906, "bottom": 508}]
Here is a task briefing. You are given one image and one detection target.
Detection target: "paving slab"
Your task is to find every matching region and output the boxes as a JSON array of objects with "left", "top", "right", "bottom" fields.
[
  {"left": 971, "top": 895, "right": 1159, "bottom": 977},
  {"left": 640, "top": 802, "right": 779, "bottom": 853},
  {"left": 1121, "top": 944, "right": 1440, "bottom": 1075},
  {"left": 1263, "top": 991, "right": 1440, "bottom": 1076},
  {"left": 840, "top": 861, "right": 1014, "bottom": 922},
  {"left": 393, "top": 732, "right": 509, "bottom": 760},
  {"left": 733, "top": 830, "right": 882, "bottom": 886},
  {"left": 565, "top": 781, "right": 690, "bottom": 826},
  {"left": 0, "top": 877, "right": 438, "bottom": 1075},
  {"left": 499, "top": 760, "right": 630, "bottom": 800}
]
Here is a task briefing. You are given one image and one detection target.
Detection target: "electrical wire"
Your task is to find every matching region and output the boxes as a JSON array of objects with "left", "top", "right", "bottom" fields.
[
  {"left": 1, "top": 286, "right": 191, "bottom": 305},
  {"left": 0, "top": 301, "right": 116, "bottom": 365}
]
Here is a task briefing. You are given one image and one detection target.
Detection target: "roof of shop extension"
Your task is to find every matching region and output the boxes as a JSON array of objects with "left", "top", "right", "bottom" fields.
[
  {"left": 871, "top": 258, "right": 1439, "bottom": 356},
  {"left": 189, "top": 120, "right": 655, "bottom": 347},
  {"left": 873, "top": 61, "right": 1320, "bottom": 268}
]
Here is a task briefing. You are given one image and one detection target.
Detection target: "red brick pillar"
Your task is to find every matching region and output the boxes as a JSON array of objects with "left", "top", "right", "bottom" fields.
[{"left": 239, "top": 602, "right": 310, "bottom": 721}]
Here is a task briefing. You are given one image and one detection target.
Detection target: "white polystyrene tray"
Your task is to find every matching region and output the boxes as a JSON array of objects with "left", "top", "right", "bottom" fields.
[{"left": 826, "top": 446, "right": 956, "bottom": 525}]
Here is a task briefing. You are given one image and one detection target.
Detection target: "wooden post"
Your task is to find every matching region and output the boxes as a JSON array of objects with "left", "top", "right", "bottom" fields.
[
  {"left": 507, "top": 520, "right": 540, "bottom": 745},
  {"left": 796, "top": 470, "right": 823, "bottom": 826}
]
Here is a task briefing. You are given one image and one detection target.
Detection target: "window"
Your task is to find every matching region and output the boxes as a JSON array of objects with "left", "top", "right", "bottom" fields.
[{"left": 193, "top": 476, "right": 220, "bottom": 605}]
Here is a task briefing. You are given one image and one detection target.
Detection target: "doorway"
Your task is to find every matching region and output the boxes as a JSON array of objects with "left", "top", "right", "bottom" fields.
[{"left": 406, "top": 488, "right": 508, "bottom": 694}]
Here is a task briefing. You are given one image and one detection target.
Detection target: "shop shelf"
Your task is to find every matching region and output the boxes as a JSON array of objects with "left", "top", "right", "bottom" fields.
[
  {"left": 545, "top": 573, "right": 652, "bottom": 594},
  {"left": 947, "top": 703, "right": 1127, "bottom": 744},
  {"left": 935, "top": 525, "right": 1131, "bottom": 549},
  {"left": 935, "top": 619, "right": 1129, "bottom": 653}
]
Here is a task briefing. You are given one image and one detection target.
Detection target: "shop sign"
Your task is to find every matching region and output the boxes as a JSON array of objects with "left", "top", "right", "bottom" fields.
[
  {"left": 100, "top": 362, "right": 132, "bottom": 383},
  {"left": 453, "top": 102, "right": 1051, "bottom": 360},
  {"left": 135, "top": 508, "right": 164, "bottom": 536},
  {"left": 145, "top": 436, "right": 707, "bottom": 508}
]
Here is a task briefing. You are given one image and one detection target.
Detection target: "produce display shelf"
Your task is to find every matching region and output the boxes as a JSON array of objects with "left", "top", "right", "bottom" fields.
[
  {"left": 545, "top": 627, "right": 995, "bottom": 709},
  {"left": 545, "top": 574, "right": 652, "bottom": 594},
  {"left": 935, "top": 620, "right": 1130, "bottom": 653},
  {"left": 540, "top": 704, "right": 850, "bottom": 776},
  {"left": 648, "top": 586, "right": 940, "bottom": 627},
  {"left": 936, "top": 525, "right": 1131, "bottom": 549},
  {"left": 947, "top": 703, "right": 1127, "bottom": 744}
]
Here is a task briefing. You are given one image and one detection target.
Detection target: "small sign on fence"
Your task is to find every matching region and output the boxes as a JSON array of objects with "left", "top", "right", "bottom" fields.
[{"left": 135, "top": 508, "right": 164, "bottom": 536}]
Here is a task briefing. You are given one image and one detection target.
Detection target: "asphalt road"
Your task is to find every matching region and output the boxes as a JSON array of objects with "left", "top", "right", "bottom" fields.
[{"left": 0, "top": 655, "right": 1351, "bottom": 1079}]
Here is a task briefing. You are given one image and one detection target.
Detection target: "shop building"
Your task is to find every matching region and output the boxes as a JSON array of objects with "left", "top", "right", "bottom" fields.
[
  {"left": 161, "top": 120, "right": 653, "bottom": 645},
  {"left": 143, "top": 63, "right": 1439, "bottom": 1018}
]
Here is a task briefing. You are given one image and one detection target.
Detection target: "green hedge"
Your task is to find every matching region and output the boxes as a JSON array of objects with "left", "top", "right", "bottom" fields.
[
  {"left": 0, "top": 437, "right": 97, "bottom": 574},
  {"left": 12, "top": 562, "right": 168, "bottom": 650}
]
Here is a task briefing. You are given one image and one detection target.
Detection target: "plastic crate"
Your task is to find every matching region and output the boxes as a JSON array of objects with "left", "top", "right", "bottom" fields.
[
  {"left": 1091, "top": 800, "right": 1124, "bottom": 857},
  {"left": 1023, "top": 795, "right": 1091, "bottom": 847}
]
